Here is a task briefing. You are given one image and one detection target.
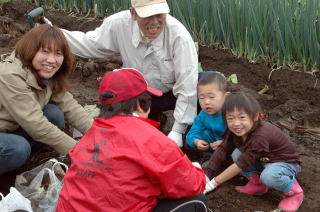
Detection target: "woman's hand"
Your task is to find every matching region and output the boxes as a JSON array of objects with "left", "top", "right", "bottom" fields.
[{"left": 194, "top": 139, "right": 209, "bottom": 151}]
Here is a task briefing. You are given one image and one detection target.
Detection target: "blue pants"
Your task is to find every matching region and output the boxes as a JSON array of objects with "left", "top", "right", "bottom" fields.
[
  {"left": 231, "top": 148, "right": 301, "bottom": 192},
  {"left": 0, "top": 104, "right": 64, "bottom": 175}
]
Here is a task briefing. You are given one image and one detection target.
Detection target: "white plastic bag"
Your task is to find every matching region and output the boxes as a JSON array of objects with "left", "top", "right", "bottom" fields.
[
  {"left": 0, "top": 192, "right": 9, "bottom": 212},
  {"left": 15, "top": 158, "right": 68, "bottom": 212},
  {"left": 4, "top": 187, "right": 33, "bottom": 212},
  {"left": 0, "top": 187, "right": 33, "bottom": 212}
]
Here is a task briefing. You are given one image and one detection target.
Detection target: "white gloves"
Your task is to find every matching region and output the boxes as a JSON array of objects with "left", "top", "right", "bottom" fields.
[
  {"left": 204, "top": 178, "right": 219, "bottom": 194},
  {"left": 192, "top": 162, "right": 202, "bottom": 169},
  {"left": 190, "top": 164, "right": 218, "bottom": 195},
  {"left": 168, "top": 131, "right": 183, "bottom": 147},
  {"left": 43, "top": 17, "right": 53, "bottom": 26}
]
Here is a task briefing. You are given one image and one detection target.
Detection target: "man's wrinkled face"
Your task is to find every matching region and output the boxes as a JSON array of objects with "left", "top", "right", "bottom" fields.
[{"left": 131, "top": 9, "right": 166, "bottom": 39}]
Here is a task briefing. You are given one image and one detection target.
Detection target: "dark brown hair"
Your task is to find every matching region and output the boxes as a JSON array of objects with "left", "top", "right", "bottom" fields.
[
  {"left": 222, "top": 92, "right": 262, "bottom": 127},
  {"left": 15, "top": 24, "right": 74, "bottom": 94},
  {"left": 198, "top": 71, "right": 229, "bottom": 92},
  {"left": 98, "top": 91, "right": 152, "bottom": 118}
]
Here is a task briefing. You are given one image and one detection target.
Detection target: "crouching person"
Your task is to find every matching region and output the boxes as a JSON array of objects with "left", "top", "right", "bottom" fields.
[
  {"left": 203, "top": 92, "right": 303, "bottom": 212},
  {"left": 0, "top": 24, "right": 93, "bottom": 176},
  {"left": 56, "top": 68, "right": 207, "bottom": 212}
]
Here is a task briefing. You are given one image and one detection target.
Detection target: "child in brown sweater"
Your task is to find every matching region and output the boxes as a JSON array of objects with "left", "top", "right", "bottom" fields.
[{"left": 203, "top": 92, "right": 303, "bottom": 212}]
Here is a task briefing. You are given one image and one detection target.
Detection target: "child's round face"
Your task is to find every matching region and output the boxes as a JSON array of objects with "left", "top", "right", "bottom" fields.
[
  {"left": 198, "top": 83, "right": 227, "bottom": 114},
  {"left": 225, "top": 108, "right": 257, "bottom": 141}
]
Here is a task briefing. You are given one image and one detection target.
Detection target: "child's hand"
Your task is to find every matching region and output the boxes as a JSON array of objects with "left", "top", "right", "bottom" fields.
[
  {"left": 204, "top": 178, "right": 219, "bottom": 194},
  {"left": 194, "top": 139, "right": 209, "bottom": 151},
  {"left": 210, "top": 140, "right": 223, "bottom": 150}
]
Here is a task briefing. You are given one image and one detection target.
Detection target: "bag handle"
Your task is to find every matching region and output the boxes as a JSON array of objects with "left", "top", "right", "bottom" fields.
[
  {"left": 49, "top": 158, "right": 68, "bottom": 173},
  {"left": 0, "top": 192, "right": 9, "bottom": 212}
]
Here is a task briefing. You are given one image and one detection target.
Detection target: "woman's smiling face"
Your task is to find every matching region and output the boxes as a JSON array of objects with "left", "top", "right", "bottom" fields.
[{"left": 32, "top": 45, "right": 64, "bottom": 79}]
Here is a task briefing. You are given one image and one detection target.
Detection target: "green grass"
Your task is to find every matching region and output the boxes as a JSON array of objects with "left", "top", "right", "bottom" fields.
[{"left": 38, "top": 0, "right": 320, "bottom": 71}]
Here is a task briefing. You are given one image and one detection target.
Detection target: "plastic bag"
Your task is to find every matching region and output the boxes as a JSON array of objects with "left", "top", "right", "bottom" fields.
[
  {"left": 15, "top": 158, "right": 68, "bottom": 212},
  {"left": 0, "top": 192, "right": 9, "bottom": 212},
  {"left": 0, "top": 187, "right": 33, "bottom": 212}
]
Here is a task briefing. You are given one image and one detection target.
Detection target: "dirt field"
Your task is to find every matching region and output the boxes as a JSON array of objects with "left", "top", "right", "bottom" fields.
[{"left": 0, "top": 0, "right": 320, "bottom": 211}]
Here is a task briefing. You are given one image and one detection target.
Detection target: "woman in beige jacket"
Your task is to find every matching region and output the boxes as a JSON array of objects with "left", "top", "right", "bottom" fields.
[{"left": 0, "top": 24, "right": 93, "bottom": 175}]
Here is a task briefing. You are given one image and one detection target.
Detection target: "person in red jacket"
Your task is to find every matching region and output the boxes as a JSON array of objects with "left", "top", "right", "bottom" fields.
[{"left": 56, "top": 68, "right": 207, "bottom": 212}]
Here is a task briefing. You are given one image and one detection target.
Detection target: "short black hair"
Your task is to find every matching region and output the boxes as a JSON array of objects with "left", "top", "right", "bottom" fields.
[
  {"left": 198, "top": 71, "right": 228, "bottom": 92},
  {"left": 98, "top": 91, "right": 152, "bottom": 118}
]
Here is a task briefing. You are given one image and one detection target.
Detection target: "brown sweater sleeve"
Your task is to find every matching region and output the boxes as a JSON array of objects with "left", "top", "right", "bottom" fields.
[
  {"left": 235, "top": 121, "right": 301, "bottom": 170},
  {"left": 203, "top": 132, "right": 235, "bottom": 179}
]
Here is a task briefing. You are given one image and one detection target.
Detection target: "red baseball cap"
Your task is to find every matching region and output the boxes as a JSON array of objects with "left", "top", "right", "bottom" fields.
[{"left": 98, "top": 68, "right": 162, "bottom": 105}]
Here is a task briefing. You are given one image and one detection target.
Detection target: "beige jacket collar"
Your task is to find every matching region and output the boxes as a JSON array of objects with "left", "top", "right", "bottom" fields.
[{"left": 5, "top": 51, "right": 43, "bottom": 90}]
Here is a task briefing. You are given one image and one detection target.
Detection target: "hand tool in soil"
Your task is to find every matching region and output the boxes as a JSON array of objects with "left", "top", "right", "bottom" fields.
[{"left": 26, "top": 7, "right": 53, "bottom": 28}]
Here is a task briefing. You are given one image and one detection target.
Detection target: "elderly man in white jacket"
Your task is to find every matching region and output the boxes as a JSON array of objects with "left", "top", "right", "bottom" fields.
[{"left": 62, "top": 0, "right": 198, "bottom": 147}]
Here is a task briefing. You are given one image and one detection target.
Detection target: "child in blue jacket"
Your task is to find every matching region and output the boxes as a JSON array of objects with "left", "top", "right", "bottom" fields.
[{"left": 186, "top": 71, "right": 229, "bottom": 153}]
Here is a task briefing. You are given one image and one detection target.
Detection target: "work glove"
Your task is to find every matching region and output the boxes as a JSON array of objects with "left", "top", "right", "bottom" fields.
[
  {"left": 204, "top": 178, "right": 219, "bottom": 194},
  {"left": 168, "top": 131, "right": 183, "bottom": 147},
  {"left": 192, "top": 162, "right": 202, "bottom": 169},
  {"left": 42, "top": 17, "right": 53, "bottom": 26}
]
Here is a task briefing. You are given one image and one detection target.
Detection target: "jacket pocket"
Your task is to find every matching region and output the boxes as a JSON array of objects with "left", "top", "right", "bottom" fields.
[{"left": 159, "top": 59, "right": 175, "bottom": 84}]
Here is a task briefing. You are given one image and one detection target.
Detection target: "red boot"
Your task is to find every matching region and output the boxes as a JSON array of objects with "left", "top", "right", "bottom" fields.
[
  {"left": 235, "top": 173, "right": 268, "bottom": 195},
  {"left": 278, "top": 179, "right": 304, "bottom": 212}
]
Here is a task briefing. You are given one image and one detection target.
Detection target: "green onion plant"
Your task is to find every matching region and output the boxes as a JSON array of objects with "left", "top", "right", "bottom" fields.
[{"left": 37, "top": 0, "right": 320, "bottom": 71}]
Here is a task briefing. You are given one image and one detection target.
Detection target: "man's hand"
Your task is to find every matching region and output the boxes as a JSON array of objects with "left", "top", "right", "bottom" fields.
[
  {"left": 204, "top": 178, "right": 219, "bottom": 194},
  {"left": 168, "top": 131, "right": 183, "bottom": 147},
  {"left": 194, "top": 139, "right": 209, "bottom": 151},
  {"left": 210, "top": 140, "right": 223, "bottom": 150},
  {"left": 42, "top": 17, "right": 53, "bottom": 26}
]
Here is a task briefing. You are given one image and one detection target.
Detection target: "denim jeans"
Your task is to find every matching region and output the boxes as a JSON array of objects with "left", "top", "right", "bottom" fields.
[
  {"left": 0, "top": 104, "right": 64, "bottom": 176},
  {"left": 231, "top": 148, "right": 301, "bottom": 192}
]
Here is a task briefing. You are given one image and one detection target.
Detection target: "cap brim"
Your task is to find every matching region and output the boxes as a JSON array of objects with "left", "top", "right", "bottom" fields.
[
  {"left": 135, "top": 2, "right": 170, "bottom": 18},
  {"left": 147, "top": 87, "right": 162, "bottom": 96}
]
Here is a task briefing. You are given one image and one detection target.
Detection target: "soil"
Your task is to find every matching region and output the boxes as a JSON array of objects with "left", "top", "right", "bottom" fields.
[{"left": 1, "top": 1, "right": 320, "bottom": 211}]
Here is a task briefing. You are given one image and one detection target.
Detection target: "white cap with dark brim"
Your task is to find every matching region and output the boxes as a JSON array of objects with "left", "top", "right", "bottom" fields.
[{"left": 132, "top": 0, "right": 170, "bottom": 18}]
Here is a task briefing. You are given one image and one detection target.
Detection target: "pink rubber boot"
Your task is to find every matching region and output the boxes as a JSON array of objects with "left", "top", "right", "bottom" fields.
[
  {"left": 278, "top": 179, "right": 304, "bottom": 212},
  {"left": 235, "top": 173, "right": 268, "bottom": 195}
]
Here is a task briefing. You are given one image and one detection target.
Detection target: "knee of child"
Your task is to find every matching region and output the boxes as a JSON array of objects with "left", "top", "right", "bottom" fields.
[
  {"left": 260, "top": 170, "right": 278, "bottom": 187},
  {"left": 231, "top": 148, "right": 241, "bottom": 162}
]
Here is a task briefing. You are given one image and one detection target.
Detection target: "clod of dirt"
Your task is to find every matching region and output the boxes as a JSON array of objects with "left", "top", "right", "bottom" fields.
[
  {"left": 0, "top": 16, "right": 22, "bottom": 34},
  {"left": 268, "top": 99, "right": 320, "bottom": 127},
  {"left": 79, "top": 55, "right": 123, "bottom": 77},
  {"left": 82, "top": 60, "right": 97, "bottom": 77}
]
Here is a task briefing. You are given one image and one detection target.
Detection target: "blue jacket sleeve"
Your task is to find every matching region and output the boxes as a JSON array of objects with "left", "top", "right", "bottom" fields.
[{"left": 186, "top": 111, "right": 206, "bottom": 148}]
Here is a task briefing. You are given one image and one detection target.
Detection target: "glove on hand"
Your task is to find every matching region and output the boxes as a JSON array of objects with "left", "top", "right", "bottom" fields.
[
  {"left": 204, "top": 178, "right": 218, "bottom": 194},
  {"left": 42, "top": 17, "right": 53, "bottom": 26},
  {"left": 168, "top": 131, "right": 183, "bottom": 147},
  {"left": 192, "top": 162, "right": 202, "bottom": 169},
  {"left": 205, "top": 175, "right": 210, "bottom": 183}
]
